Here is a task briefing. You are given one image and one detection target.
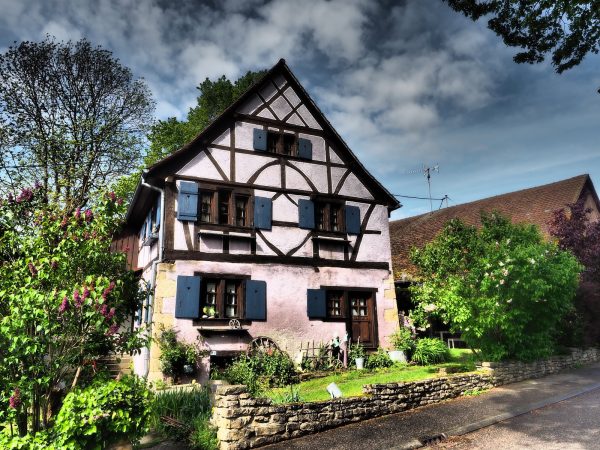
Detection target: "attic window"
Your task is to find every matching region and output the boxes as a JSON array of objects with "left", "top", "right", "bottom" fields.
[{"left": 267, "top": 131, "right": 297, "bottom": 156}]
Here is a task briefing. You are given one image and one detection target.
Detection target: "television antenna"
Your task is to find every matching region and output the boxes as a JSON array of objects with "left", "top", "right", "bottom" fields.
[{"left": 423, "top": 164, "right": 439, "bottom": 212}]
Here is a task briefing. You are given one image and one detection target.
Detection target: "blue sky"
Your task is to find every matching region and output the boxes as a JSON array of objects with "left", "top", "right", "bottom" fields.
[{"left": 1, "top": 0, "right": 598, "bottom": 220}]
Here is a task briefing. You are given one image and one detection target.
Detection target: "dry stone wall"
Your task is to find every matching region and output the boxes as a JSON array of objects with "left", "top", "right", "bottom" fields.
[{"left": 212, "top": 348, "right": 600, "bottom": 450}]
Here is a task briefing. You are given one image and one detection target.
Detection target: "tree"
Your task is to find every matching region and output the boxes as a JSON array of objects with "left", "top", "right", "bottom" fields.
[
  {"left": 548, "top": 198, "right": 600, "bottom": 282},
  {"left": 0, "top": 37, "right": 155, "bottom": 211},
  {"left": 410, "top": 212, "right": 581, "bottom": 361},
  {"left": 114, "top": 70, "right": 266, "bottom": 200},
  {"left": 548, "top": 199, "right": 600, "bottom": 345},
  {"left": 444, "top": 1, "right": 599, "bottom": 73},
  {"left": 0, "top": 185, "right": 146, "bottom": 436}
]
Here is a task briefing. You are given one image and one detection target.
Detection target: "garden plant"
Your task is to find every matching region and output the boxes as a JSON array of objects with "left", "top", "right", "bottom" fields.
[
  {"left": 410, "top": 212, "right": 581, "bottom": 361},
  {"left": 0, "top": 185, "right": 148, "bottom": 444}
]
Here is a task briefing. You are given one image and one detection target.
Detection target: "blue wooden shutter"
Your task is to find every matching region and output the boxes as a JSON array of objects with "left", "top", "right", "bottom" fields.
[
  {"left": 297, "top": 138, "right": 312, "bottom": 160},
  {"left": 253, "top": 129, "right": 267, "bottom": 151},
  {"left": 298, "top": 199, "right": 315, "bottom": 229},
  {"left": 175, "top": 275, "right": 201, "bottom": 319},
  {"left": 245, "top": 280, "right": 266, "bottom": 320},
  {"left": 254, "top": 196, "right": 272, "bottom": 230},
  {"left": 177, "top": 181, "right": 198, "bottom": 221},
  {"left": 345, "top": 205, "right": 361, "bottom": 235},
  {"left": 307, "top": 289, "right": 327, "bottom": 319}
]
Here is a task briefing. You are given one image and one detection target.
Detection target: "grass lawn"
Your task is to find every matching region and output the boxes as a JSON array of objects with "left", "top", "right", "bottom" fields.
[{"left": 266, "top": 349, "right": 477, "bottom": 403}]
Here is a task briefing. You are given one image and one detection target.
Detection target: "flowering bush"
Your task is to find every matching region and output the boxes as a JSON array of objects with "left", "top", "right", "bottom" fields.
[
  {"left": 0, "top": 185, "right": 147, "bottom": 437},
  {"left": 52, "top": 375, "right": 153, "bottom": 449},
  {"left": 410, "top": 212, "right": 581, "bottom": 361}
]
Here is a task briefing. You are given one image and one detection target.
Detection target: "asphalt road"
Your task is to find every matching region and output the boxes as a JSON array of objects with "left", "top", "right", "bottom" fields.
[{"left": 427, "top": 387, "right": 600, "bottom": 450}]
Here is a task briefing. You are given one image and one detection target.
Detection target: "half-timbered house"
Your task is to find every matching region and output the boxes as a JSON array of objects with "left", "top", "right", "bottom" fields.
[{"left": 123, "top": 59, "right": 401, "bottom": 380}]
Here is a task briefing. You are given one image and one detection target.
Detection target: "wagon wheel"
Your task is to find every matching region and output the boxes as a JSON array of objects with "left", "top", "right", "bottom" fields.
[{"left": 247, "top": 336, "right": 280, "bottom": 355}]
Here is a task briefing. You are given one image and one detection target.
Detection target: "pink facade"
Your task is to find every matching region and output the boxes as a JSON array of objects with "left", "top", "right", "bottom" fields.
[{"left": 126, "top": 60, "right": 401, "bottom": 381}]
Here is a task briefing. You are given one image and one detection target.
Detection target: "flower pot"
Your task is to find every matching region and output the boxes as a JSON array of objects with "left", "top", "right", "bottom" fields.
[
  {"left": 389, "top": 350, "right": 407, "bottom": 363},
  {"left": 355, "top": 357, "right": 364, "bottom": 370}
]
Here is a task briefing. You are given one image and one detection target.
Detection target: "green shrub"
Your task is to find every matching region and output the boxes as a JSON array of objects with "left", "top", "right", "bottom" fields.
[
  {"left": 151, "top": 386, "right": 214, "bottom": 446},
  {"left": 365, "top": 347, "right": 393, "bottom": 369},
  {"left": 53, "top": 375, "right": 153, "bottom": 449},
  {"left": 189, "top": 416, "right": 219, "bottom": 450},
  {"left": 156, "top": 325, "right": 206, "bottom": 380},
  {"left": 0, "top": 429, "right": 53, "bottom": 450},
  {"left": 348, "top": 342, "right": 365, "bottom": 361},
  {"left": 410, "top": 213, "right": 582, "bottom": 361},
  {"left": 222, "top": 350, "right": 297, "bottom": 396},
  {"left": 412, "top": 338, "right": 450, "bottom": 365},
  {"left": 389, "top": 326, "right": 415, "bottom": 352}
]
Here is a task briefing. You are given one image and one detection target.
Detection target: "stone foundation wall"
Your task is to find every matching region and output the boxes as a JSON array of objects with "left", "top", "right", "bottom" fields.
[
  {"left": 483, "top": 347, "right": 600, "bottom": 385},
  {"left": 213, "top": 348, "right": 600, "bottom": 449}
]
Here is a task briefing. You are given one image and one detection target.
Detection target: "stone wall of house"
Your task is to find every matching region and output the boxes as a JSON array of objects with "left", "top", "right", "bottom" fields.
[{"left": 212, "top": 348, "right": 600, "bottom": 449}]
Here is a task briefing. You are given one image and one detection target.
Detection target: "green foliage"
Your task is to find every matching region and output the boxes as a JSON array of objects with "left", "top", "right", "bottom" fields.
[
  {"left": 411, "top": 338, "right": 450, "bottom": 365},
  {"left": 365, "top": 347, "right": 393, "bottom": 369},
  {"left": 0, "top": 37, "right": 154, "bottom": 209},
  {"left": 444, "top": 1, "right": 599, "bottom": 73},
  {"left": 0, "top": 429, "right": 53, "bottom": 450},
  {"left": 222, "top": 350, "right": 297, "bottom": 396},
  {"left": 389, "top": 326, "right": 415, "bottom": 352},
  {"left": 150, "top": 386, "right": 214, "bottom": 446},
  {"left": 115, "top": 70, "right": 267, "bottom": 201},
  {"left": 410, "top": 212, "right": 582, "bottom": 361},
  {"left": 156, "top": 325, "right": 206, "bottom": 381},
  {"left": 53, "top": 375, "right": 153, "bottom": 449},
  {"left": 348, "top": 342, "right": 366, "bottom": 361},
  {"left": 189, "top": 416, "right": 219, "bottom": 450},
  {"left": 0, "top": 186, "right": 147, "bottom": 436}
]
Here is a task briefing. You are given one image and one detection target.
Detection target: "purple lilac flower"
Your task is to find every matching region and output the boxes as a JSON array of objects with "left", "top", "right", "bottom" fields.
[
  {"left": 117, "top": 198, "right": 123, "bottom": 206},
  {"left": 83, "top": 288, "right": 90, "bottom": 299},
  {"left": 108, "top": 191, "right": 116, "bottom": 201},
  {"left": 28, "top": 262, "right": 37, "bottom": 277},
  {"left": 107, "top": 307, "right": 116, "bottom": 320},
  {"left": 51, "top": 260, "right": 58, "bottom": 270},
  {"left": 75, "top": 207, "right": 81, "bottom": 220},
  {"left": 85, "top": 209, "right": 93, "bottom": 223},
  {"left": 59, "top": 296, "right": 69, "bottom": 314},
  {"left": 16, "top": 188, "right": 33, "bottom": 203},
  {"left": 9, "top": 388, "right": 21, "bottom": 409},
  {"left": 73, "top": 289, "right": 84, "bottom": 308},
  {"left": 100, "top": 304, "right": 109, "bottom": 317},
  {"left": 106, "top": 324, "right": 119, "bottom": 336}
]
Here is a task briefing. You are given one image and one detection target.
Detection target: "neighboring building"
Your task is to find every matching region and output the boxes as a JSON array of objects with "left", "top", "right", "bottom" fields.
[
  {"left": 119, "top": 59, "right": 401, "bottom": 381},
  {"left": 390, "top": 174, "right": 600, "bottom": 315}
]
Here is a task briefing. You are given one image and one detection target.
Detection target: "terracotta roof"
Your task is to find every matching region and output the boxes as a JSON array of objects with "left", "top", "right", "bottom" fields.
[{"left": 390, "top": 174, "right": 597, "bottom": 279}]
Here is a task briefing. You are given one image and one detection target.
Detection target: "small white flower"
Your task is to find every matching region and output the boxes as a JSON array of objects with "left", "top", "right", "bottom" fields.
[
  {"left": 529, "top": 258, "right": 536, "bottom": 264},
  {"left": 506, "top": 239, "right": 511, "bottom": 244},
  {"left": 515, "top": 280, "right": 520, "bottom": 284},
  {"left": 499, "top": 279, "right": 505, "bottom": 285},
  {"left": 507, "top": 298, "right": 513, "bottom": 303},
  {"left": 499, "top": 261, "right": 504, "bottom": 267},
  {"left": 484, "top": 272, "right": 489, "bottom": 277},
  {"left": 495, "top": 302, "right": 500, "bottom": 306},
  {"left": 424, "top": 303, "right": 437, "bottom": 313},
  {"left": 502, "top": 269, "right": 509, "bottom": 276}
]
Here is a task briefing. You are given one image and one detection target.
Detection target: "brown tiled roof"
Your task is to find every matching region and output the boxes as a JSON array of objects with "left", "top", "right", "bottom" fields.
[{"left": 390, "top": 174, "right": 596, "bottom": 279}]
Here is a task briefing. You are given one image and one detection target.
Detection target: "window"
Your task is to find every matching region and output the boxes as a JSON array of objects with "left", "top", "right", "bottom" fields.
[
  {"left": 199, "top": 188, "right": 251, "bottom": 228},
  {"left": 266, "top": 131, "right": 297, "bottom": 156},
  {"left": 327, "top": 290, "right": 345, "bottom": 317},
  {"left": 316, "top": 201, "right": 344, "bottom": 232},
  {"left": 201, "top": 278, "right": 244, "bottom": 319}
]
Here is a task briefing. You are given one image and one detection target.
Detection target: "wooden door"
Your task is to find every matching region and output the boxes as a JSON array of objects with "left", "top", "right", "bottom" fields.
[{"left": 347, "top": 291, "right": 376, "bottom": 348}]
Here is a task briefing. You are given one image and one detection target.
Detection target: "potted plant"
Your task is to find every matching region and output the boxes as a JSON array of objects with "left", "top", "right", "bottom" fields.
[
  {"left": 389, "top": 326, "right": 414, "bottom": 363},
  {"left": 348, "top": 341, "right": 365, "bottom": 370},
  {"left": 202, "top": 305, "right": 217, "bottom": 319}
]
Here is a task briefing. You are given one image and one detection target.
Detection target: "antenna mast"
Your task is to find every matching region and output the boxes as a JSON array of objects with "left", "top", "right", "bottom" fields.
[{"left": 423, "top": 164, "right": 439, "bottom": 212}]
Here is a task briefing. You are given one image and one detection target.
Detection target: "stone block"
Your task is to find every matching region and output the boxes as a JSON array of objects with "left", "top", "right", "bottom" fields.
[{"left": 254, "top": 423, "right": 285, "bottom": 436}]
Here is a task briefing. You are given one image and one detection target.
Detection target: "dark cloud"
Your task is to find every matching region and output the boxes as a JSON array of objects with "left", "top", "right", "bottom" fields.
[{"left": 0, "top": 0, "right": 598, "bottom": 219}]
